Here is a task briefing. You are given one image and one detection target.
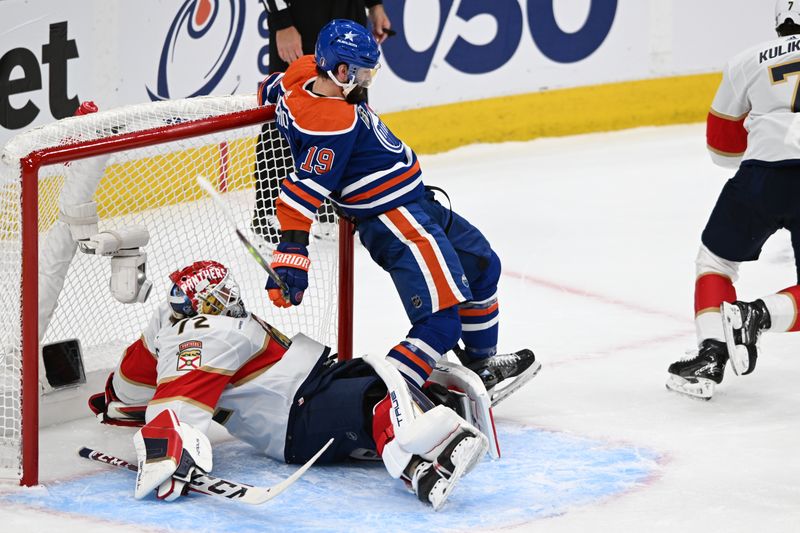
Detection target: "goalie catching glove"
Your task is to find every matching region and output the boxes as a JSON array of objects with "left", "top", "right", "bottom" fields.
[
  {"left": 133, "top": 409, "right": 212, "bottom": 501},
  {"left": 267, "top": 242, "right": 310, "bottom": 307}
]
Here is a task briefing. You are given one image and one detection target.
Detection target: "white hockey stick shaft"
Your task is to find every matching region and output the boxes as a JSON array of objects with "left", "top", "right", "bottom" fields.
[
  {"left": 195, "top": 176, "right": 289, "bottom": 294},
  {"left": 78, "top": 438, "right": 333, "bottom": 505}
]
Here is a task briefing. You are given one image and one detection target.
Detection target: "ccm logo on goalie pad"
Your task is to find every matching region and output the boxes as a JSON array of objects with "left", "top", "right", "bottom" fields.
[{"left": 177, "top": 341, "right": 202, "bottom": 371}]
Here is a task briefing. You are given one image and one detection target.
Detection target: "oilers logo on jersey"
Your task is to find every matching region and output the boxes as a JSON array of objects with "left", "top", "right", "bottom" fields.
[{"left": 369, "top": 105, "right": 404, "bottom": 153}]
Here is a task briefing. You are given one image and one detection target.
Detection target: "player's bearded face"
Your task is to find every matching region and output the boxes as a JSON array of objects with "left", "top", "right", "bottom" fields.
[
  {"left": 346, "top": 86, "right": 368, "bottom": 104},
  {"left": 353, "top": 64, "right": 379, "bottom": 88},
  {"left": 343, "top": 63, "right": 378, "bottom": 104}
]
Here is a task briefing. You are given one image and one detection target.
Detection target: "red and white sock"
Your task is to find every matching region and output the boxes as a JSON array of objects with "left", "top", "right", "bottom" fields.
[{"left": 762, "top": 285, "right": 800, "bottom": 332}]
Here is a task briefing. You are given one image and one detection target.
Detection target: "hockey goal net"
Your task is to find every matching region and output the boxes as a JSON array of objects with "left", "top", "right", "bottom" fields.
[{"left": 0, "top": 95, "right": 353, "bottom": 486}]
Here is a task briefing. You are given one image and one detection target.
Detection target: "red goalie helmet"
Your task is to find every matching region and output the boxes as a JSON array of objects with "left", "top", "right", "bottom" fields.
[{"left": 168, "top": 260, "right": 245, "bottom": 318}]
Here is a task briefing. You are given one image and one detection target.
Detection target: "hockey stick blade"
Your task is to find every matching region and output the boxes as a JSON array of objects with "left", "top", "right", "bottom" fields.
[
  {"left": 78, "top": 438, "right": 333, "bottom": 504},
  {"left": 195, "top": 176, "right": 289, "bottom": 294}
]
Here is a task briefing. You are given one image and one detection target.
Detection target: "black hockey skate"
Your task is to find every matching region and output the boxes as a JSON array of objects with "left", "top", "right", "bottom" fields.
[
  {"left": 453, "top": 346, "right": 541, "bottom": 406},
  {"left": 666, "top": 339, "right": 729, "bottom": 400},
  {"left": 721, "top": 300, "right": 771, "bottom": 376},
  {"left": 403, "top": 429, "right": 488, "bottom": 511}
]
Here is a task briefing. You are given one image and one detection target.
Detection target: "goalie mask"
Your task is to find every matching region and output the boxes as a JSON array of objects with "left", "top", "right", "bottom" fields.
[{"left": 168, "top": 261, "right": 246, "bottom": 318}]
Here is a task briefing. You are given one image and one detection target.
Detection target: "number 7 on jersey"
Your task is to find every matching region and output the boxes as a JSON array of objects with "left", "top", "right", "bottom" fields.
[{"left": 770, "top": 60, "right": 800, "bottom": 112}]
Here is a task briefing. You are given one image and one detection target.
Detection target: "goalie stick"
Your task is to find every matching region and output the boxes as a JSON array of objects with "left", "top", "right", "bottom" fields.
[
  {"left": 196, "top": 175, "right": 289, "bottom": 295},
  {"left": 78, "top": 437, "right": 333, "bottom": 504}
]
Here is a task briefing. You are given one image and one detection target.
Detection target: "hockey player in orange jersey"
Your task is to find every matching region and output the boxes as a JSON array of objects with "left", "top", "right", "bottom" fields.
[{"left": 258, "top": 19, "right": 539, "bottom": 405}]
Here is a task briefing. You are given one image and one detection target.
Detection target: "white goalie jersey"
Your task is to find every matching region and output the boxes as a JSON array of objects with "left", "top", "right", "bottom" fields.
[
  {"left": 708, "top": 34, "right": 800, "bottom": 167},
  {"left": 111, "top": 302, "right": 326, "bottom": 461}
]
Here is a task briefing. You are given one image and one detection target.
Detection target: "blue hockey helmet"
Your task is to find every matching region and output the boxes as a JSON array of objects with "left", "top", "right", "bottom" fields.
[{"left": 315, "top": 19, "right": 380, "bottom": 94}]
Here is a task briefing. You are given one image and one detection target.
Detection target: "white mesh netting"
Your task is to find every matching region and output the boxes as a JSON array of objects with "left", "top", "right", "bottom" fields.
[{"left": 0, "top": 95, "right": 341, "bottom": 481}]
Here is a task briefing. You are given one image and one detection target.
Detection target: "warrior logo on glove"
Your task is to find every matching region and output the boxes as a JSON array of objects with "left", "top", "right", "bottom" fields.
[{"left": 267, "top": 243, "right": 310, "bottom": 308}]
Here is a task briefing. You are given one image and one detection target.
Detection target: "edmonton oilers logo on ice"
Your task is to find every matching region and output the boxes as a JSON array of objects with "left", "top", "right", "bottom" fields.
[{"left": 147, "top": 0, "right": 246, "bottom": 101}]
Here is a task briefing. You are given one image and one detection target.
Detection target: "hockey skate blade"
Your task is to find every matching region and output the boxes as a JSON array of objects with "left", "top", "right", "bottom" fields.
[
  {"left": 721, "top": 302, "right": 747, "bottom": 376},
  {"left": 431, "top": 435, "right": 489, "bottom": 512},
  {"left": 665, "top": 374, "right": 714, "bottom": 401},
  {"left": 490, "top": 360, "right": 542, "bottom": 407}
]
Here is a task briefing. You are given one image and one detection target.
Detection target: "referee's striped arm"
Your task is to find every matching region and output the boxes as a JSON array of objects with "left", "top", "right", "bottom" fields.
[
  {"left": 263, "top": 0, "right": 289, "bottom": 12},
  {"left": 263, "top": 0, "right": 293, "bottom": 31}
]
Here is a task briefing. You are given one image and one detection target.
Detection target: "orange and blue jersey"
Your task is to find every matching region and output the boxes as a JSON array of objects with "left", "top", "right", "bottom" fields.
[
  {"left": 258, "top": 57, "right": 502, "bottom": 388},
  {"left": 258, "top": 56, "right": 425, "bottom": 233}
]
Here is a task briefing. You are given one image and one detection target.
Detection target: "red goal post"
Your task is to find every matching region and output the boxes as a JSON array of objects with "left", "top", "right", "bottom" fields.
[{"left": 0, "top": 95, "right": 353, "bottom": 486}]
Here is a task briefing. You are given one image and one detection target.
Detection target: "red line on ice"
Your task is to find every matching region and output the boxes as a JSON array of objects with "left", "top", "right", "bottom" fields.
[
  {"left": 502, "top": 270, "right": 689, "bottom": 324},
  {"left": 547, "top": 330, "right": 692, "bottom": 368}
]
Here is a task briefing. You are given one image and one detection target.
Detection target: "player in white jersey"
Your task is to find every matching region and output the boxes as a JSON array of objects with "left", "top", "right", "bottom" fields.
[
  {"left": 667, "top": 1, "right": 800, "bottom": 400},
  {"left": 89, "top": 260, "right": 492, "bottom": 509}
]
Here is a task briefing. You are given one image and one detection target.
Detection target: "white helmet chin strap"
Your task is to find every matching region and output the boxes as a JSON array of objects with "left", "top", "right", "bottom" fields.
[{"left": 326, "top": 69, "right": 358, "bottom": 96}]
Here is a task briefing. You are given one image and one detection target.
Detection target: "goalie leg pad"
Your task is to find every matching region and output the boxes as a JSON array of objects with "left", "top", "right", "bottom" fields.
[
  {"left": 385, "top": 404, "right": 485, "bottom": 466},
  {"left": 363, "top": 353, "right": 419, "bottom": 478},
  {"left": 371, "top": 395, "right": 395, "bottom": 457},
  {"left": 133, "top": 409, "right": 212, "bottom": 501},
  {"left": 427, "top": 360, "right": 501, "bottom": 458},
  {"left": 88, "top": 372, "right": 147, "bottom": 427},
  {"left": 363, "top": 353, "right": 488, "bottom": 481},
  {"left": 406, "top": 428, "right": 488, "bottom": 511}
]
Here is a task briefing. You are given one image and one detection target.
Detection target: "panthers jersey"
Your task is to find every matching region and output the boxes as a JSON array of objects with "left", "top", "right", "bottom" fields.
[
  {"left": 112, "top": 301, "right": 173, "bottom": 405},
  {"left": 708, "top": 34, "right": 800, "bottom": 168},
  {"left": 112, "top": 303, "right": 326, "bottom": 461},
  {"left": 258, "top": 55, "right": 425, "bottom": 232}
]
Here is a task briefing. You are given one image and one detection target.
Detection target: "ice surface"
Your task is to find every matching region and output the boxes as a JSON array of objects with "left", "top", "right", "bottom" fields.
[
  {"left": 2, "top": 124, "right": 800, "bottom": 532},
  {"left": 3, "top": 425, "right": 660, "bottom": 532}
]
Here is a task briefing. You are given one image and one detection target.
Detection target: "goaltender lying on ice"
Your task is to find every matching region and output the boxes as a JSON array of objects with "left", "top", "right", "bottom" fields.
[{"left": 85, "top": 260, "right": 540, "bottom": 510}]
